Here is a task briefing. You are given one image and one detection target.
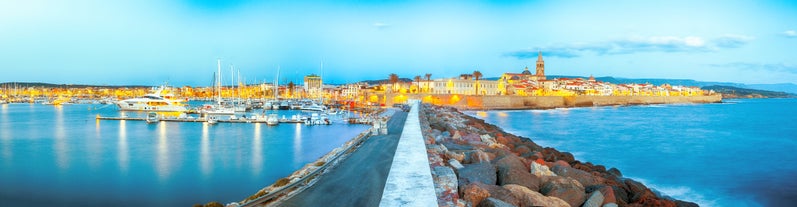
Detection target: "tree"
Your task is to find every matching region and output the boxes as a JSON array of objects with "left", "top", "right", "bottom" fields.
[
  {"left": 388, "top": 73, "right": 399, "bottom": 92},
  {"left": 287, "top": 81, "right": 295, "bottom": 98},
  {"left": 414, "top": 75, "right": 421, "bottom": 93},
  {"left": 473, "top": 70, "right": 483, "bottom": 95},
  {"left": 424, "top": 73, "right": 432, "bottom": 93}
]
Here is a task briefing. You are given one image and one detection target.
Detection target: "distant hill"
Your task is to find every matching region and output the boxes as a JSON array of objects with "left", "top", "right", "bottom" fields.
[
  {"left": 0, "top": 82, "right": 151, "bottom": 88},
  {"left": 702, "top": 85, "right": 794, "bottom": 98}
]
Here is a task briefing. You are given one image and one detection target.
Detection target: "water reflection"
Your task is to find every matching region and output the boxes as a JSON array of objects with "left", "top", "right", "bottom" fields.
[
  {"left": 118, "top": 120, "right": 128, "bottom": 173},
  {"left": 293, "top": 124, "right": 303, "bottom": 162},
  {"left": 88, "top": 118, "right": 102, "bottom": 169},
  {"left": 0, "top": 104, "right": 10, "bottom": 161},
  {"left": 475, "top": 111, "right": 488, "bottom": 118},
  {"left": 200, "top": 122, "right": 211, "bottom": 178},
  {"left": 252, "top": 123, "right": 262, "bottom": 175},
  {"left": 54, "top": 105, "right": 69, "bottom": 171},
  {"left": 156, "top": 122, "right": 170, "bottom": 180}
]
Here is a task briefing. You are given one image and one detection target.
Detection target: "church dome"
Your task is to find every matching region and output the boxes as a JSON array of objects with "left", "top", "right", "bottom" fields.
[{"left": 521, "top": 67, "right": 532, "bottom": 75}]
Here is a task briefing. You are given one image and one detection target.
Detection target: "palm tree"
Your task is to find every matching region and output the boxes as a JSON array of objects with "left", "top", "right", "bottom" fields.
[
  {"left": 424, "top": 73, "right": 431, "bottom": 93},
  {"left": 414, "top": 75, "right": 421, "bottom": 93},
  {"left": 473, "top": 70, "right": 483, "bottom": 95},
  {"left": 389, "top": 73, "right": 399, "bottom": 92},
  {"left": 287, "top": 81, "right": 295, "bottom": 98}
]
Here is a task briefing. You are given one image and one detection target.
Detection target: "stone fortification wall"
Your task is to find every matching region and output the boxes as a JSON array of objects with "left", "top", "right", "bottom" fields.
[{"left": 395, "top": 94, "right": 722, "bottom": 110}]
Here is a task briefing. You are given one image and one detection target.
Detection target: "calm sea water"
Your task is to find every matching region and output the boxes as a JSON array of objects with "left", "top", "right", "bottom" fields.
[
  {"left": 0, "top": 104, "right": 369, "bottom": 207},
  {"left": 468, "top": 98, "right": 797, "bottom": 207}
]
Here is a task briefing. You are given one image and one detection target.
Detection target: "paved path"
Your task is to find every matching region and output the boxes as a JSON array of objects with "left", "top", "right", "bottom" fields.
[
  {"left": 279, "top": 111, "right": 409, "bottom": 207},
  {"left": 379, "top": 101, "right": 438, "bottom": 207}
]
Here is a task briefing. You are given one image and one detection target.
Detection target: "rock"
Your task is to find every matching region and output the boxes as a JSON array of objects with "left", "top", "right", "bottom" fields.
[
  {"left": 503, "top": 184, "right": 571, "bottom": 207},
  {"left": 540, "top": 177, "right": 586, "bottom": 207},
  {"left": 585, "top": 185, "right": 617, "bottom": 205},
  {"left": 551, "top": 165, "right": 602, "bottom": 187},
  {"left": 602, "top": 203, "right": 618, "bottom": 207},
  {"left": 469, "top": 150, "right": 494, "bottom": 164},
  {"left": 553, "top": 160, "right": 571, "bottom": 168},
  {"left": 674, "top": 200, "right": 699, "bottom": 207},
  {"left": 530, "top": 161, "right": 556, "bottom": 177},
  {"left": 446, "top": 151, "right": 466, "bottom": 163},
  {"left": 457, "top": 162, "right": 496, "bottom": 187},
  {"left": 477, "top": 197, "right": 516, "bottom": 207},
  {"left": 463, "top": 183, "right": 491, "bottom": 206},
  {"left": 442, "top": 141, "right": 474, "bottom": 151},
  {"left": 582, "top": 191, "right": 605, "bottom": 207},
  {"left": 514, "top": 145, "right": 531, "bottom": 155},
  {"left": 495, "top": 154, "right": 540, "bottom": 191},
  {"left": 472, "top": 183, "right": 521, "bottom": 206},
  {"left": 449, "top": 159, "right": 465, "bottom": 169},
  {"left": 434, "top": 166, "right": 459, "bottom": 207},
  {"left": 463, "top": 133, "right": 483, "bottom": 144},
  {"left": 480, "top": 134, "right": 496, "bottom": 145}
]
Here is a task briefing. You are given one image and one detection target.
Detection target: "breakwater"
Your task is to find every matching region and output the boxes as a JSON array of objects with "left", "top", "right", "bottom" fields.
[
  {"left": 389, "top": 94, "right": 722, "bottom": 110},
  {"left": 419, "top": 104, "right": 699, "bottom": 207}
]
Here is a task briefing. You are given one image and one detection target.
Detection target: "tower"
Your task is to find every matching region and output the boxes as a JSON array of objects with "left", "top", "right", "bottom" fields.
[{"left": 535, "top": 51, "right": 545, "bottom": 80}]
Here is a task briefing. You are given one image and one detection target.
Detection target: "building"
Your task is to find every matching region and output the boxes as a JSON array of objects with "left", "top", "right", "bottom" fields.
[
  {"left": 500, "top": 51, "right": 547, "bottom": 84},
  {"left": 304, "top": 74, "right": 322, "bottom": 98},
  {"left": 427, "top": 77, "right": 500, "bottom": 95}
]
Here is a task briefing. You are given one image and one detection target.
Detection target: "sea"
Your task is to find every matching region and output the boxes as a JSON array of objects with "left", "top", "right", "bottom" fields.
[
  {"left": 467, "top": 98, "right": 797, "bottom": 207},
  {"left": 0, "top": 103, "right": 369, "bottom": 207}
]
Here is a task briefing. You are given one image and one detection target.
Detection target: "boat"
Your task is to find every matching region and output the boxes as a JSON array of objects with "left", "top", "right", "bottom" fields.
[
  {"left": 145, "top": 112, "right": 160, "bottom": 124},
  {"left": 300, "top": 103, "right": 327, "bottom": 112},
  {"left": 0, "top": 100, "right": 7, "bottom": 104},
  {"left": 207, "top": 115, "right": 218, "bottom": 124},
  {"left": 116, "top": 86, "right": 187, "bottom": 112},
  {"left": 266, "top": 114, "right": 279, "bottom": 126},
  {"left": 278, "top": 101, "right": 290, "bottom": 110}
]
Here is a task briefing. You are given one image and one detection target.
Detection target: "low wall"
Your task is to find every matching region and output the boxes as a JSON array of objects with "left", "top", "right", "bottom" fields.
[{"left": 391, "top": 94, "right": 722, "bottom": 110}]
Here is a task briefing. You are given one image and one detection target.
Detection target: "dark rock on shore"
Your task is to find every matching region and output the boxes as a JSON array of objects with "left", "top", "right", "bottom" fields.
[
  {"left": 421, "top": 104, "right": 698, "bottom": 207},
  {"left": 540, "top": 176, "right": 587, "bottom": 207},
  {"left": 477, "top": 197, "right": 516, "bottom": 207},
  {"left": 458, "top": 163, "right": 497, "bottom": 187}
]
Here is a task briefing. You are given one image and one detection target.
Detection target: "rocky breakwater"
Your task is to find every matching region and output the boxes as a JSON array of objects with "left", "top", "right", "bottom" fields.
[{"left": 419, "top": 104, "right": 699, "bottom": 207}]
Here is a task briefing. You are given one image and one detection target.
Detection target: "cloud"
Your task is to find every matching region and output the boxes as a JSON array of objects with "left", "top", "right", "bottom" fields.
[
  {"left": 373, "top": 22, "right": 390, "bottom": 30},
  {"left": 506, "top": 34, "right": 754, "bottom": 59},
  {"left": 784, "top": 30, "right": 797, "bottom": 38},
  {"left": 709, "top": 62, "right": 797, "bottom": 74}
]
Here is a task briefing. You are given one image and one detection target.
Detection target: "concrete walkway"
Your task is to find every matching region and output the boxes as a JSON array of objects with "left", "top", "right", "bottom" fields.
[
  {"left": 379, "top": 101, "right": 437, "bottom": 207},
  {"left": 278, "top": 111, "right": 409, "bottom": 207}
]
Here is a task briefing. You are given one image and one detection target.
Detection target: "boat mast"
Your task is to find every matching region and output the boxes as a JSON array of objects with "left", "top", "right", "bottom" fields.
[
  {"left": 275, "top": 65, "right": 280, "bottom": 100},
  {"left": 217, "top": 59, "right": 222, "bottom": 105}
]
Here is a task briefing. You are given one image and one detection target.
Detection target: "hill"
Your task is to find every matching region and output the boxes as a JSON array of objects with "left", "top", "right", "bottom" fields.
[{"left": 701, "top": 85, "right": 794, "bottom": 99}]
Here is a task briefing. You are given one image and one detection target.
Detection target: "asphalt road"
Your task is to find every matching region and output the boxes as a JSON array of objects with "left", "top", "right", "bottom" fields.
[{"left": 278, "top": 111, "right": 409, "bottom": 207}]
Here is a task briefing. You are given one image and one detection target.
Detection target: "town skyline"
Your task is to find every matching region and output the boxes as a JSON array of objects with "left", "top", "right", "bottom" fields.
[{"left": 2, "top": 0, "right": 797, "bottom": 86}]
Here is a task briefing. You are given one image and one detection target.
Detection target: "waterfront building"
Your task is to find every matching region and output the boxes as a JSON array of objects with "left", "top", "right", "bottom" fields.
[
  {"left": 304, "top": 74, "right": 322, "bottom": 99},
  {"left": 426, "top": 77, "right": 500, "bottom": 95}
]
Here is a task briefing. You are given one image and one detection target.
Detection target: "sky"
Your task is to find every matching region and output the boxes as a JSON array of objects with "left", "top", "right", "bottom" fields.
[{"left": 2, "top": 0, "right": 797, "bottom": 86}]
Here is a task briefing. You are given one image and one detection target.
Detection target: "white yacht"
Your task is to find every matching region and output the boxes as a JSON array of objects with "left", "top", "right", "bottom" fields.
[
  {"left": 145, "top": 112, "right": 160, "bottom": 124},
  {"left": 116, "top": 86, "right": 187, "bottom": 112},
  {"left": 266, "top": 114, "right": 279, "bottom": 126}
]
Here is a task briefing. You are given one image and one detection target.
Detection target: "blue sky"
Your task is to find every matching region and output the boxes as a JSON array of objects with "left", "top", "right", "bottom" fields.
[{"left": 1, "top": 0, "right": 796, "bottom": 86}]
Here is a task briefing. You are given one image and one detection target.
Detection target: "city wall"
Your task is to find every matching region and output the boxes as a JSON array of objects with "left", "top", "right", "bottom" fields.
[{"left": 389, "top": 94, "right": 722, "bottom": 110}]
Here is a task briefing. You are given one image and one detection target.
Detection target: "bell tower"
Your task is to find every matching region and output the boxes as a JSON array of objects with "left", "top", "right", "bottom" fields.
[{"left": 535, "top": 51, "right": 545, "bottom": 80}]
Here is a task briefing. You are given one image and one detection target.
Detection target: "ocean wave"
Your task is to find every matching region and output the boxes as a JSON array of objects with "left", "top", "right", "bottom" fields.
[{"left": 626, "top": 177, "right": 718, "bottom": 207}]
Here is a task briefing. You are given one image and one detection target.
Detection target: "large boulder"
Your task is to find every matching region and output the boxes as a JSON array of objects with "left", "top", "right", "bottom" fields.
[
  {"left": 457, "top": 163, "right": 496, "bottom": 187},
  {"left": 540, "top": 177, "right": 587, "bottom": 207},
  {"left": 474, "top": 183, "right": 521, "bottom": 206},
  {"left": 463, "top": 183, "right": 491, "bottom": 206},
  {"left": 495, "top": 155, "right": 540, "bottom": 191},
  {"left": 503, "top": 184, "right": 571, "bottom": 207},
  {"left": 582, "top": 191, "right": 605, "bottom": 207},
  {"left": 623, "top": 179, "right": 676, "bottom": 206},
  {"left": 433, "top": 166, "right": 459, "bottom": 207},
  {"left": 477, "top": 197, "right": 516, "bottom": 207},
  {"left": 551, "top": 165, "right": 602, "bottom": 187},
  {"left": 530, "top": 161, "right": 556, "bottom": 177},
  {"left": 586, "top": 185, "right": 617, "bottom": 205}
]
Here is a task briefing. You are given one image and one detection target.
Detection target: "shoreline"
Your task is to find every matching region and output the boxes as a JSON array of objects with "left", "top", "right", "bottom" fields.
[{"left": 420, "top": 103, "right": 699, "bottom": 207}]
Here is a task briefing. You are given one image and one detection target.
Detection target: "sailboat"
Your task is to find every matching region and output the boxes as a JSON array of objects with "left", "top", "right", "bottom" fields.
[{"left": 201, "top": 59, "right": 235, "bottom": 115}]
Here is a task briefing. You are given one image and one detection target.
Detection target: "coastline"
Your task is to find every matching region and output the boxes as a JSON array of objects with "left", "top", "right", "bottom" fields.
[
  {"left": 420, "top": 103, "right": 699, "bottom": 207},
  {"left": 386, "top": 94, "right": 722, "bottom": 111}
]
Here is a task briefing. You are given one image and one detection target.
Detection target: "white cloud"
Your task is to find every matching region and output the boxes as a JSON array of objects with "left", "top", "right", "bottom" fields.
[
  {"left": 507, "top": 34, "right": 754, "bottom": 59},
  {"left": 784, "top": 30, "right": 797, "bottom": 38}
]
